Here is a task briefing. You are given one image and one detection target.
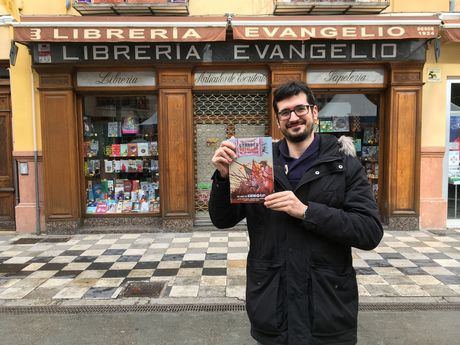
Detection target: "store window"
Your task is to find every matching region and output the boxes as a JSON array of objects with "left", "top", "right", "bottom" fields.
[
  {"left": 447, "top": 83, "right": 460, "bottom": 219},
  {"left": 82, "top": 95, "right": 159, "bottom": 215},
  {"left": 316, "top": 93, "right": 381, "bottom": 201}
]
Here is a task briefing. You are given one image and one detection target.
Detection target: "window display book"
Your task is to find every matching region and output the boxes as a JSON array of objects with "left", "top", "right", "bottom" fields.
[{"left": 229, "top": 137, "right": 274, "bottom": 204}]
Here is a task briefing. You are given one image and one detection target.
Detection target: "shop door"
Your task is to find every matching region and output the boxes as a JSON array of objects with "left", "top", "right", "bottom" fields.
[
  {"left": 0, "top": 75, "right": 15, "bottom": 229},
  {"left": 446, "top": 81, "right": 460, "bottom": 226},
  {"left": 315, "top": 92, "right": 384, "bottom": 216},
  {"left": 193, "top": 91, "right": 270, "bottom": 225}
]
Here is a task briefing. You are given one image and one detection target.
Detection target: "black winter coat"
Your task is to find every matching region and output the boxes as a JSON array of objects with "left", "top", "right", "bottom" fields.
[{"left": 208, "top": 135, "right": 383, "bottom": 345}]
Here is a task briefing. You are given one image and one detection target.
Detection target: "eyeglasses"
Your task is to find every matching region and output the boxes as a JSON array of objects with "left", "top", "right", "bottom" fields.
[{"left": 277, "top": 104, "right": 315, "bottom": 120}]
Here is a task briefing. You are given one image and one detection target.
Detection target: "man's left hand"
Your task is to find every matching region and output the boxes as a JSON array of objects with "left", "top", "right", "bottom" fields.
[{"left": 264, "top": 191, "right": 307, "bottom": 220}]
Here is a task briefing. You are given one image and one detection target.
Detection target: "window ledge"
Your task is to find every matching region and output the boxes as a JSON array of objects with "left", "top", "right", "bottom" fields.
[
  {"left": 73, "top": 2, "right": 189, "bottom": 16},
  {"left": 273, "top": 1, "right": 390, "bottom": 15}
]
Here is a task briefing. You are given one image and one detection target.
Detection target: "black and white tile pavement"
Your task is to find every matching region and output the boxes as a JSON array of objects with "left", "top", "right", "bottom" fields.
[{"left": 0, "top": 230, "right": 459, "bottom": 302}]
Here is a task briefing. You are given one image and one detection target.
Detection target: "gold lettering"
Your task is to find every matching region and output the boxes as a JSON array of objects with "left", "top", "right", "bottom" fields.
[
  {"left": 150, "top": 29, "right": 168, "bottom": 39},
  {"left": 182, "top": 29, "right": 201, "bottom": 39},
  {"left": 107, "top": 29, "right": 124, "bottom": 39},
  {"left": 342, "top": 27, "right": 356, "bottom": 38},
  {"left": 84, "top": 29, "right": 101, "bottom": 39},
  {"left": 244, "top": 27, "right": 259, "bottom": 38},
  {"left": 30, "top": 28, "right": 41, "bottom": 40},
  {"left": 129, "top": 29, "right": 145, "bottom": 39},
  {"left": 173, "top": 27, "right": 178, "bottom": 39},
  {"left": 262, "top": 27, "right": 280, "bottom": 38},
  {"left": 320, "top": 27, "right": 337, "bottom": 38},
  {"left": 279, "top": 28, "right": 297, "bottom": 38},
  {"left": 53, "top": 29, "right": 68, "bottom": 40},
  {"left": 73, "top": 29, "right": 79, "bottom": 39}
]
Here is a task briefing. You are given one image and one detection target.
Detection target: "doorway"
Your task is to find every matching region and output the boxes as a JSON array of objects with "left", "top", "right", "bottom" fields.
[{"left": 0, "top": 66, "right": 15, "bottom": 230}]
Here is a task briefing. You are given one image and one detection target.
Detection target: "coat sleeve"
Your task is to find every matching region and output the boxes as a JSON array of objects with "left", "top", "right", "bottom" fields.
[
  {"left": 302, "top": 157, "right": 383, "bottom": 250},
  {"left": 208, "top": 170, "right": 246, "bottom": 229}
]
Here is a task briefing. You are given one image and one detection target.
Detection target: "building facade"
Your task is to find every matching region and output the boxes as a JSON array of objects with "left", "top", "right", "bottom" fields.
[{"left": 1, "top": 0, "right": 459, "bottom": 233}]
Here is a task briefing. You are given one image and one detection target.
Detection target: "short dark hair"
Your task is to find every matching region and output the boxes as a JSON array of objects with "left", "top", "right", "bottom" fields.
[{"left": 272, "top": 81, "right": 316, "bottom": 114}]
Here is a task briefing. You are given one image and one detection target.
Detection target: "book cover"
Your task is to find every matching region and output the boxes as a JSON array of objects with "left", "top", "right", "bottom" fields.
[
  {"left": 88, "top": 140, "right": 99, "bottom": 157},
  {"left": 149, "top": 142, "right": 158, "bottom": 156},
  {"left": 87, "top": 180, "right": 94, "bottom": 201},
  {"left": 363, "top": 127, "right": 375, "bottom": 144},
  {"left": 120, "top": 160, "right": 128, "bottom": 172},
  {"left": 115, "top": 202, "right": 123, "bottom": 213},
  {"left": 132, "top": 180, "right": 140, "bottom": 191},
  {"left": 331, "top": 116, "right": 349, "bottom": 132},
  {"left": 140, "top": 201, "right": 150, "bottom": 212},
  {"left": 319, "top": 120, "right": 334, "bottom": 133},
  {"left": 105, "top": 145, "right": 112, "bottom": 157},
  {"left": 137, "top": 142, "right": 149, "bottom": 157},
  {"left": 112, "top": 144, "right": 120, "bottom": 157},
  {"left": 104, "top": 160, "right": 113, "bottom": 173},
  {"left": 353, "top": 138, "right": 362, "bottom": 153},
  {"left": 229, "top": 137, "right": 274, "bottom": 203},
  {"left": 121, "top": 115, "right": 139, "bottom": 134},
  {"left": 132, "top": 201, "right": 140, "bottom": 212},
  {"left": 128, "top": 160, "right": 137, "bottom": 173},
  {"left": 128, "top": 143, "right": 138, "bottom": 157},
  {"left": 151, "top": 160, "right": 159, "bottom": 171},
  {"left": 124, "top": 180, "right": 132, "bottom": 192},
  {"left": 136, "top": 160, "right": 143, "bottom": 172},
  {"left": 107, "top": 201, "right": 117, "bottom": 213},
  {"left": 120, "top": 144, "right": 128, "bottom": 157},
  {"left": 96, "top": 202, "right": 108, "bottom": 214},
  {"left": 122, "top": 200, "right": 132, "bottom": 213},
  {"left": 108, "top": 122, "right": 120, "bottom": 137},
  {"left": 114, "top": 160, "right": 121, "bottom": 173}
]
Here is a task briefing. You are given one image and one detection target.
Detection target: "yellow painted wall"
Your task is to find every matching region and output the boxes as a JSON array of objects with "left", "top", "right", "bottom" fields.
[
  {"left": 10, "top": 44, "right": 41, "bottom": 152},
  {"left": 422, "top": 42, "right": 460, "bottom": 148},
  {"left": 189, "top": 0, "right": 273, "bottom": 15},
  {"left": 387, "top": 0, "right": 449, "bottom": 12}
]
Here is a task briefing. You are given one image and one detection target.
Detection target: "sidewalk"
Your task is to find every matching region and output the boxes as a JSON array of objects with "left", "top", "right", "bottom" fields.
[{"left": 0, "top": 229, "right": 459, "bottom": 307}]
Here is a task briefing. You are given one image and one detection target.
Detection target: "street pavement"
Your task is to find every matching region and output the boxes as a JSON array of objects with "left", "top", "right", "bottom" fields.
[
  {"left": 0, "top": 228, "right": 459, "bottom": 344},
  {"left": 0, "top": 310, "right": 459, "bottom": 345},
  {"left": 0, "top": 229, "right": 459, "bottom": 304}
]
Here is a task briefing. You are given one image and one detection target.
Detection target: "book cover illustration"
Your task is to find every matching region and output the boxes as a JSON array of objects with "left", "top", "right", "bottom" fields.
[
  {"left": 111, "top": 144, "right": 121, "bottom": 157},
  {"left": 121, "top": 114, "right": 139, "bottom": 134},
  {"left": 331, "top": 116, "right": 349, "bottom": 132},
  {"left": 108, "top": 122, "right": 120, "bottom": 137},
  {"left": 104, "top": 160, "right": 113, "bottom": 173},
  {"left": 128, "top": 143, "right": 138, "bottom": 157},
  {"left": 137, "top": 142, "right": 149, "bottom": 157},
  {"left": 229, "top": 137, "right": 274, "bottom": 203},
  {"left": 319, "top": 120, "right": 334, "bottom": 133},
  {"left": 120, "top": 144, "right": 128, "bottom": 157}
]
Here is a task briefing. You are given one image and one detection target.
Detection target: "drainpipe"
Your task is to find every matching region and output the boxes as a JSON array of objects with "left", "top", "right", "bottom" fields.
[{"left": 31, "top": 71, "right": 40, "bottom": 235}]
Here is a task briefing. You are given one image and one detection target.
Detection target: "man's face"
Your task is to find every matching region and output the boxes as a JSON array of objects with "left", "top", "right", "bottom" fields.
[{"left": 276, "top": 93, "right": 318, "bottom": 143}]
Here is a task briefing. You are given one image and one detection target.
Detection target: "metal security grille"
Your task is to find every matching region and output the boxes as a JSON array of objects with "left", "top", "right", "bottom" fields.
[{"left": 193, "top": 92, "right": 269, "bottom": 217}]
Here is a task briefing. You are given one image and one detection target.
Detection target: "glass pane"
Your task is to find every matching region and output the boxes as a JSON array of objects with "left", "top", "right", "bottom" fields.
[
  {"left": 316, "top": 93, "right": 380, "bottom": 201},
  {"left": 448, "top": 83, "right": 460, "bottom": 218},
  {"left": 82, "top": 95, "right": 159, "bottom": 215}
]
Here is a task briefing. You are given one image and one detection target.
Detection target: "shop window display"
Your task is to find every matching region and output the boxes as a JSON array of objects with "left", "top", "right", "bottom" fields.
[
  {"left": 316, "top": 93, "right": 380, "bottom": 201},
  {"left": 82, "top": 95, "right": 159, "bottom": 215}
]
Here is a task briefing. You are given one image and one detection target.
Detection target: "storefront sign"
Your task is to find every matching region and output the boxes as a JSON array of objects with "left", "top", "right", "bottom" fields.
[
  {"left": 194, "top": 71, "right": 268, "bottom": 86},
  {"left": 32, "top": 41, "right": 427, "bottom": 64},
  {"left": 307, "top": 69, "right": 385, "bottom": 85},
  {"left": 76, "top": 71, "right": 156, "bottom": 87}
]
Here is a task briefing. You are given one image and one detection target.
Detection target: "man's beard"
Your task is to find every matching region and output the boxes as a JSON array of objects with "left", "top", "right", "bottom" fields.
[{"left": 280, "top": 121, "right": 314, "bottom": 143}]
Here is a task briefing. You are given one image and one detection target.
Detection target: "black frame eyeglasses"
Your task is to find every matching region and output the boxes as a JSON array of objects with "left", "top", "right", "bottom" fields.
[{"left": 277, "top": 104, "right": 315, "bottom": 120}]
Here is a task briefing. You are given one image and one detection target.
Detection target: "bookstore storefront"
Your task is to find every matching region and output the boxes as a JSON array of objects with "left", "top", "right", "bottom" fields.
[{"left": 13, "top": 15, "right": 438, "bottom": 232}]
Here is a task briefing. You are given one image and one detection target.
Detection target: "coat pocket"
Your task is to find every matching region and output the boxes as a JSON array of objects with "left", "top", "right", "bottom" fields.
[
  {"left": 246, "top": 259, "right": 285, "bottom": 335},
  {"left": 310, "top": 266, "right": 358, "bottom": 337}
]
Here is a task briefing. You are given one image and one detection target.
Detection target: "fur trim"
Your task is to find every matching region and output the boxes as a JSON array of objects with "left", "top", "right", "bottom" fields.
[{"left": 338, "top": 136, "right": 356, "bottom": 158}]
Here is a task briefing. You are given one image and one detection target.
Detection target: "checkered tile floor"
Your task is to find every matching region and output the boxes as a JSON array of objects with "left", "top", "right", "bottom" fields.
[{"left": 0, "top": 230, "right": 459, "bottom": 302}]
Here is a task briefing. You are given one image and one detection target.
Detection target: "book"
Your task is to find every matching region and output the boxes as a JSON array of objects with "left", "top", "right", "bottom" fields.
[
  {"left": 137, "top": 142, "right": 149, "bottom": 157},
  {"left": 114, "top": 160, "right": 121, "bottom": 173},
  {"left": 229, "top": 137, "right": 274, "bottom": 203},
  {"left": 122, "top": 200, "right": 132, "bottom": 213},
  {"left": 353, "top": 138, "right": 362, "bottom": 153},
  {"left": 331, "top": 116, "right": 349, "bottom": 132},
  {"left": 88, "top": 140, "right": 99, "bottom": 157},
  {"left": 132, "top": 201, "right": 140, "bottom": 212},
  {"left": 121, "top": 115, "right": 139, "bottom": 134},
  {"left": 128, "top": 143, "right": 138, "bottom": 157},
  {"left": 151, "top": 160, "right": 159, "bottom": 171},
  {"left": 140, "top": 201, "right": 150, "bottom": 212},
  {"left": 108, "top": 122, "right": 120, "bottom": 137},
  {"left": 132, "top": 180, "right": 140, "bottom": 191},
  {"left": 87, "top": 180, "right": 94, "bottom": 201},
  {"left": 112, "top": 144, "right": 120, "bottom": 157},
  {"left": 107, "top": 201, "right": 117, "bottom": 213},
  {"left": 96, "top": 202, "right": 108, "bottom": 214},
  {"left": 120, "top": 144, "right": 128, "bottom": 157},
  {"left": 149, "top": 141, "right": 158, "bottom": 156},
  {"left": 115, "top": 202, "right": 123, "bottom": 213},
  {"left": 136, "top": 160, "right": 143, "bottom": 172},
  {"left": 105, "top": 145, "right": 112, "bottom": 157},
  {"left": 128, "top": 159, "right": 137, "bottom": 173},
  {"left": 319, "top": 120, "right": 334, "bottom": 133},
  {"left": 124, "top": 180, "right": 132, "bottom": 192},
  {"left": 363, "top": 127, "right": 375, "bottom": 144},
  {"left": 104, "top": 160, "right": 113, "bottom": 173}
]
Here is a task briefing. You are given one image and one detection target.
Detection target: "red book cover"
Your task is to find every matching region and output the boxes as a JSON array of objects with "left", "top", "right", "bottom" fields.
[
  {"left": 123, "top": 180, "right": 132, "bottom": 192},
  {"left": 112, "top": 144, "right": 120, "bottom": 157},
  {"left": 132, "top": 180, "right": 140, "bottom": 191},
  {"left": 229, "top": 137, "right": 274, "bottom": 203}
]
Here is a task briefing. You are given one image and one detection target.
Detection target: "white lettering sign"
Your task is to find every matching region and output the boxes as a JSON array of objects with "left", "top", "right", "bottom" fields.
[
  {"left": 76, "top": 71, "right": 156, "bottom": 87},
  {"left": 307, "top": 69, "right": 385, "bottom": 85},
  {"left": 194, "top": 71, "right": 268, "bottom": 86}
]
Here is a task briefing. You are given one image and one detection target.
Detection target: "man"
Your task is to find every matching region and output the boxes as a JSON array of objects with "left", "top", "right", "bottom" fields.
[{"left": 209, "top": 81, "right": 383, "bottom": 345}]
